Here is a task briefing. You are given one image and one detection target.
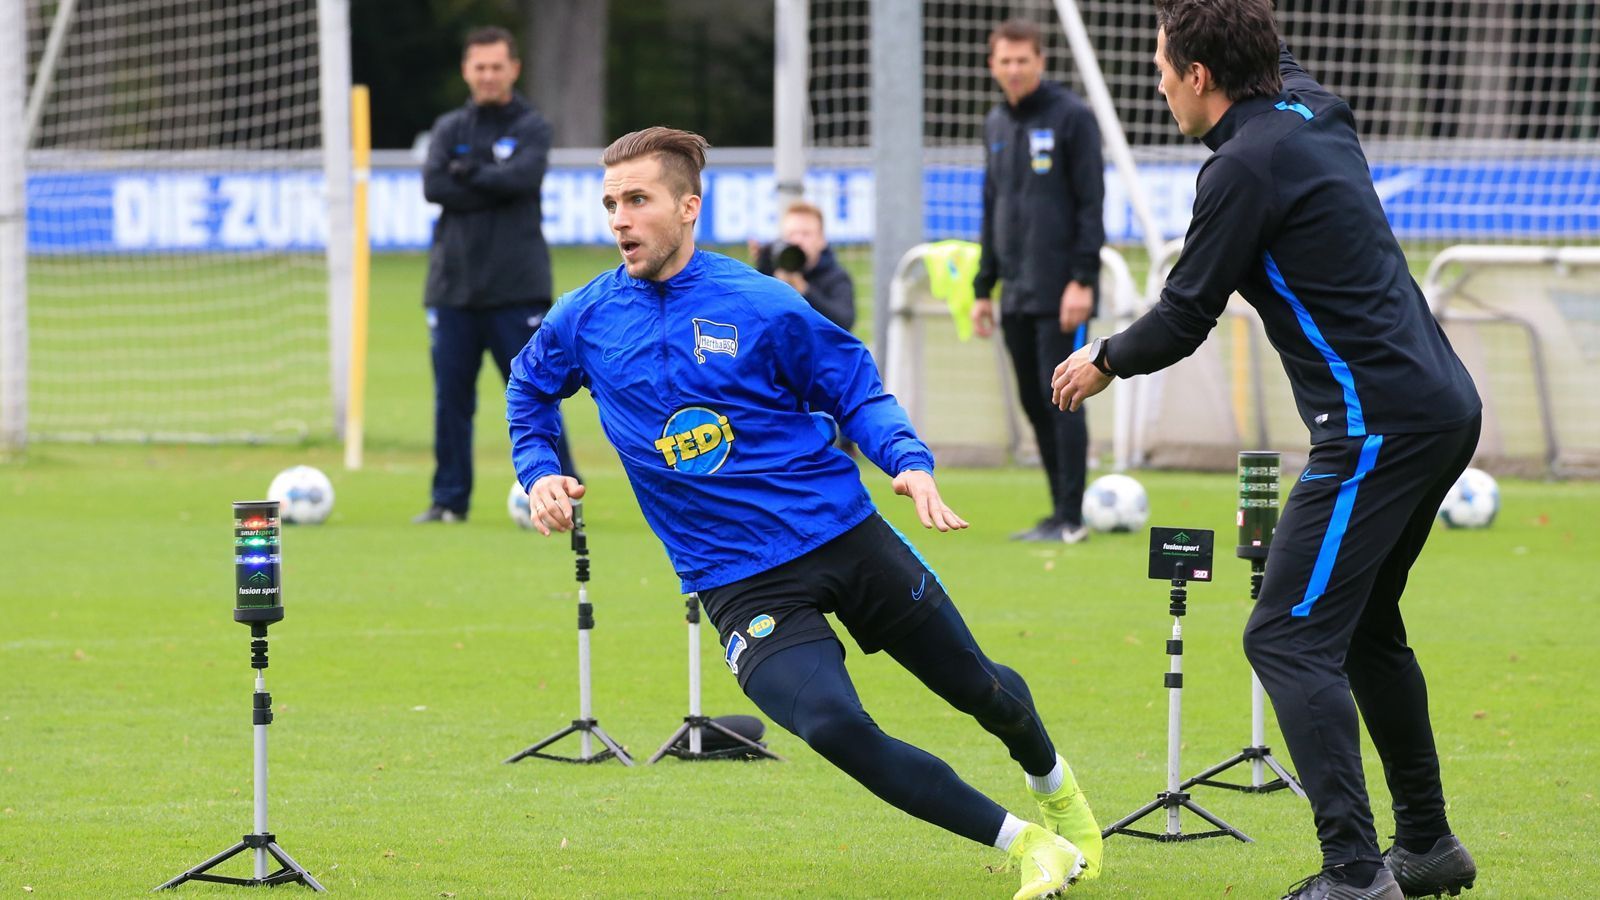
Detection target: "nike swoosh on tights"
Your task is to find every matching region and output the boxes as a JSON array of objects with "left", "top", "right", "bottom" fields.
[{"left": 911, "top": 573, "right": 927, "bottom": 602}]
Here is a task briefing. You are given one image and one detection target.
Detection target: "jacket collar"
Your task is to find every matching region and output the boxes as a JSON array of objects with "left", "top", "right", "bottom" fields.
[
  {"left": 1005, "top": 81, "right": 1059, "bottom": 119},
  {"left": 622, "top": 247, "right": 708, "bottom": 293},
  {"left": 1201, "top": 94, "right": 1279, "bottom": 151},
  {"left": 466, "top": 92, "right": 530, "bottom": 116}
]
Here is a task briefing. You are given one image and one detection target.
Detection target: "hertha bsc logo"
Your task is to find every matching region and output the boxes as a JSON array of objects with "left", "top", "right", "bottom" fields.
[
  {"left": 691, "top": 318, "right": 738, "bottom": 363},
  {"left": 654, "top": 406, "right": 736, "bottom": 474}
]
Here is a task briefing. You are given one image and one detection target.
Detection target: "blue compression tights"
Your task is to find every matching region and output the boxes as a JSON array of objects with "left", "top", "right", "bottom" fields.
[{"left": 741, "top": 601, "right": 1056, "bottom": 844}]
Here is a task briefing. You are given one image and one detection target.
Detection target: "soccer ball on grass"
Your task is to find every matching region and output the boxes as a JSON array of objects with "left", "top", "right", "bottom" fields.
[
  {"left": 266, "top": 465, "right": 335, "bottom": 525},
  {"left": 1437, "top": 467, "right": 1498, "bottom": 529},
  {"left": 1081, "top": 473, "right": 1150, "bottom": 533}
]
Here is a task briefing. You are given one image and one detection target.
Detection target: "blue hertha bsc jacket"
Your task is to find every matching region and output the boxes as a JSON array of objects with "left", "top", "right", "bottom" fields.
[{"left": 507, "top": 250, "right": 934, "bottom": 592}]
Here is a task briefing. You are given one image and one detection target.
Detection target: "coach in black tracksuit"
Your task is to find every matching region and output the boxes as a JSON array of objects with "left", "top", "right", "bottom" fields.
[
  {"left": 416, "top": 27, "right": 574, "bottom": 523},
  {"left": 1054, "top": 4, "right": 1480, "bottom": 898},
  {"left": 973, "top": 19, "right": 1104, "bottom": 543}
]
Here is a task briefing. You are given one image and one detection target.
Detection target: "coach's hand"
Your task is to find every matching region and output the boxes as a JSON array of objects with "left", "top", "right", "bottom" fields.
[
  {"left": 527, "top": 474, "right": 586, "bottom": 536},
  {"left": 971, "top": 298, "right": 995, "bottom": 339},
  {"left": 893, "top": 469, "right": 969, "bottom": 532},
  {"left": 1060, "top": 282, "right": 1093, "bottom": 334},
  {"left": 1051, "top": 345, "right": 1110, "bottom": 412}
]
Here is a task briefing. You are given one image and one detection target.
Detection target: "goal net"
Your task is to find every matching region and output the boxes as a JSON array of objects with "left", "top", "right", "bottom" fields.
[
  {"left": 15, "top": 0, "right": 346, "bottom": 443},
  {"left": 804, "top": 0, "right": 1599, "bottom": 473}
]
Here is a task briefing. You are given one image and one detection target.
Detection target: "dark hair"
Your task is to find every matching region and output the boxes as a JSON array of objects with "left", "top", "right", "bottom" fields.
[
  {"left": 463, "top": 26, "right": 519, "bottom": 61},
  {"left": 987, "top": 18, "right": 1043, "bottom": 56},
  {"left": 601, "top": 127, "right": 711, "bottom": 198},
  {"left": 1155, "top": 0, "right": 1281, "bottom": 102}
]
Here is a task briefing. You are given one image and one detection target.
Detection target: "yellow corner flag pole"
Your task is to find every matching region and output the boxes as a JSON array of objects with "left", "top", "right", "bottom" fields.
[{"left": 343, "top": 84, "right": 372, "bottom": 471}]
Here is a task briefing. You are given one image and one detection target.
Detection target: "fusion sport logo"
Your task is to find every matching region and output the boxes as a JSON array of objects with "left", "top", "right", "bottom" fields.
[{"left": 654, "top": 407, "right": 736, "bottom": 474}]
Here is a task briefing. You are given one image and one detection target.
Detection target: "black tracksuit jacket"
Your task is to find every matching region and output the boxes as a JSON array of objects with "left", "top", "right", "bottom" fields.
[
  {"left": 1105, "top": 46, "right": 1479, "bottom": 443},
  {"left": 422, "top": 94, "right": 553, "bottom": 309},
  {"left": 973, "top": 81, "right": 1105, "bottom": 316}
]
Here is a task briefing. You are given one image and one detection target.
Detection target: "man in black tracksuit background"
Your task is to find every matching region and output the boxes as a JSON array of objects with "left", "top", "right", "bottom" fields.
[
  {"left": 972, "top": 18, "right": 1104, "bottom": 544},
  {"left": 416, "top": 26, "right": 575, "bottom": 523},
  {"left": 1053, "top": 2, "right": 1480, "bottom": 898}
]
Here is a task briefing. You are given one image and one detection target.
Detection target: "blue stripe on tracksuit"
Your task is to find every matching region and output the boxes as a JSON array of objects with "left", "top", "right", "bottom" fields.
[
  {"left": 1264, "top": 251, "right": 1367, "bottom": 437},
  {"left": 884, "top": 519, "right": 947, "bottom": 593},
  {"left": 1292, "top": 434, "right": 1385, "bottom": 617}
]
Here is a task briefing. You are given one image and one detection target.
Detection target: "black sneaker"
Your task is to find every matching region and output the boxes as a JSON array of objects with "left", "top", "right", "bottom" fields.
[
  {"left": 1009, "top": 517, "right": 1061, "bottom": 541},
  {"left": 1384, "top": 835, "right": 1477, "bottom": 897},
  {"left": 412, "top": 505, "right": 466, "bottom": 523},
  {"left": 1281, "top": 866, "right": 1404, "bottom": 900}
]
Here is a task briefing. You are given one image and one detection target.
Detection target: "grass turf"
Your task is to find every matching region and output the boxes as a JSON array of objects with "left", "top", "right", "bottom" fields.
[{"left": 3, "top": 251, "right": 1598, "bottom": 897}]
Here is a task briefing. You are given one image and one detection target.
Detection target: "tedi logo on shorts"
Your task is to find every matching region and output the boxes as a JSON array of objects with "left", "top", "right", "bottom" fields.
[{"left": 655, "top": 406, "right": 736, "bottom": 473}]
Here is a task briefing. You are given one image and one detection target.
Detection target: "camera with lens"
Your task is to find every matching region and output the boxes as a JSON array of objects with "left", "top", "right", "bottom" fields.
[{"left": 756, "top": 240, "right": 808, "bottom": 275}]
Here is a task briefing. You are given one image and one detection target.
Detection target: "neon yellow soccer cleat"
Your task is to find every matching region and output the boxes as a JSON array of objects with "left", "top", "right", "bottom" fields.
[
  {"left": 1006, "top": 823, "right": 1085, "bottom": 900},
  {"left": 1029, "top": 755, "right": 1103, "bottom": 881}
]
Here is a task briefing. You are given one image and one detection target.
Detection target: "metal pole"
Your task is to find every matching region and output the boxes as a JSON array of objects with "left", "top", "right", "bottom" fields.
[
  {"left": 0, "top": 0, "right": 28, "bottom": 450},
  {"left": 577, "top": 582, "right": 593, "bottom": 759},
  {"left": 317, "top": 0, "right": 353, "bottom": 437},
  {"left": 687, "top": 608, "right": 702, "bottom": 755},
  {"left": 253, "top": 670, "right": 269, "bottom": 879},
  {"left": 870, "top": 0, "right": 923, "bottom": 364},
  {"left": 1251, "top": 672, "right": 1267, "bottom": 787},
  {"left": 21, "top": 0, "right": 75, "bottom": 147},
  {"left": 1166, "top": 613, "right": 1184, "bottom": 835},
  {"left": 773, "top": 0, "right": 808, "bottom": 210}
]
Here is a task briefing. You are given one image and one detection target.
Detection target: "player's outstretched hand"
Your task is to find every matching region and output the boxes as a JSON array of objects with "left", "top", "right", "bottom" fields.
[
  {"left": 1051, "top": 345, "right": 1111, "bottom": 412},
  {"left": 527, "top": 475, "right": 586, "bottom": 536},
  {"left": 893, "top": 469, "right": 969, "bottom": 532}
]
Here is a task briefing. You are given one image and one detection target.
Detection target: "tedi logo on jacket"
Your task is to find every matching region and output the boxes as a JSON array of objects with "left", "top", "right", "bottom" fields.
[
  {"left": 655, "top": 406, "right": 735, "bottom": 473},
  {"left": 691, "top": 318, "right": 738, "bottom": 363}
]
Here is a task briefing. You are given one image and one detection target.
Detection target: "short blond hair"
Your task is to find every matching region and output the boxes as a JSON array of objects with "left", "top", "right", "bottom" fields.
[
  {"left": 600, "top": 127, "right": 711, "bottom": 198},
  {"left": 782, "top": 201, "right": 825, "bottom": 229}
]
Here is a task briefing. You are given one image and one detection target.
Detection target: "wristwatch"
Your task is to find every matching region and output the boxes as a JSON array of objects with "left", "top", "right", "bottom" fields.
[{"left": 1089, "top": 336, "right": 1116, "bottom": 377}]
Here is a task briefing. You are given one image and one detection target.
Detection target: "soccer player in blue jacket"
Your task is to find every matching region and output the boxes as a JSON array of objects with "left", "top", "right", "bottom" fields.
[
  {"left": 507, "top": 127, "right": 1099, "bottom": 899},
  {"left": 1054, "top": 3, "right": 1480, "bottom": 899}
]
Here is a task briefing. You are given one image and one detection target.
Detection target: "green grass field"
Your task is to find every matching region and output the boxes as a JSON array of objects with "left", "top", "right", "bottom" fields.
[{"left": 3, "top": 251, "right": 1598, "bottom": 897}]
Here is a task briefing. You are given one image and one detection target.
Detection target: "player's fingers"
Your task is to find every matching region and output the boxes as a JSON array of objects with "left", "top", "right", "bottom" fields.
[
  {"left": 914, "top": 488, "right": 935, "bottom": 529},
  {"left": 934, "top": 503, "right": 968, "bottom": 531}
]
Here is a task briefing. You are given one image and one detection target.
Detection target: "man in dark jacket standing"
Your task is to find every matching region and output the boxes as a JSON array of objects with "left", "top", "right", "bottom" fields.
[
  {"left": 416, "top": 26, "right": 576, "bottom": 523},
  {"left": 972, "top": 19, "right": 1104, "bottom": 544}
]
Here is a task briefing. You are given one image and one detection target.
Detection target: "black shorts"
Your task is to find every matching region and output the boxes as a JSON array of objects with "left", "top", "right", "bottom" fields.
[{"left": 697, "top": 514, "right": 950, "bottom": 688}]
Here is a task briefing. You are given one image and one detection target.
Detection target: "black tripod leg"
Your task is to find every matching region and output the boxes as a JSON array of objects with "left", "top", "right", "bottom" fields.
[
  {"left": 1179, "top": 798, "right": 1253, "bottom": 842},
  {"left": 153, "top": 841, "right": 251, "bottom": 890},
  {"left": 266, "top": 842, "right": 326, "bottom": 891},
  {"left": 505, "top": 724, "right": 580, "bottom": 764},
  {"left": 1180, "top": 752, "right": 1251, "bottom": 791},
  {"left": 1263, "top": 754, "right": 1307, "bottom": 798},
  {"left": 588, "top": 725, "right": 634, "bottom": 766},
  {"left": 648, "top": 722, "right": 694, "bottom": 764},
  {"left": 703, "top": 720, "right": 785, "bottom": 761},
  {"left": 1101, "top": 796, "right": 1170, "bottom": 838}
]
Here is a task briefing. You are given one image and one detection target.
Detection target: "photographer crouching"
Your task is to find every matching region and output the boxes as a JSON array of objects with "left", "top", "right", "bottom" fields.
[{"left": 749, "top": 202, "right": 857, "bottom": 332}]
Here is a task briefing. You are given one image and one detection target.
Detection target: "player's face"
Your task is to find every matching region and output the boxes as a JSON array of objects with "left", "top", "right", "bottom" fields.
[
  {"left": 988, "top": 38, "right": 1044, "bottom": 105},
  {"left": 602, "top": 156, "right": 701, "bottom": 282},
  {"left": 1155, "top": 28, "right": 1205, "bottom": 138},
  {"left": 779, "top": 212, "right": 826, "bottom": 268},
  {"left": 461, "top": 41, "right": 520, "bottom": 106}
]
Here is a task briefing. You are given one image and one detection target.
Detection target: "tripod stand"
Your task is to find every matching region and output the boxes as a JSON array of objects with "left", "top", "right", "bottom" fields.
[
  {"left": 1102, "top": 577, "right": 1251, "bottom": 844},
  {"left": 1182, "top": 561, "right": 1305, "bottom": 798},
  {"left": 506, "top": 501, "right": 632, "bottom": 765},
  {"left": 649, "top": 594, "right": 782, "bottom": 763},
  {"left": 155, "top": 626, "right": 324, "bottom": 891}
]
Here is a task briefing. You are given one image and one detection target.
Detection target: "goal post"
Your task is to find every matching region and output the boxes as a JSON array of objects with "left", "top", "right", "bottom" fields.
[{"left": 9, "top": 0, "right": 354, "bottom": 447}]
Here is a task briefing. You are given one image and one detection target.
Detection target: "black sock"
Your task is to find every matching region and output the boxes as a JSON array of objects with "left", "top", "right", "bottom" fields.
[
  {"left": 1396, "top": 834, "right": 1448, "bottom": 854},
  {"left": 1332, "top": 861, "right": 1382, "bottom": 887}
]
